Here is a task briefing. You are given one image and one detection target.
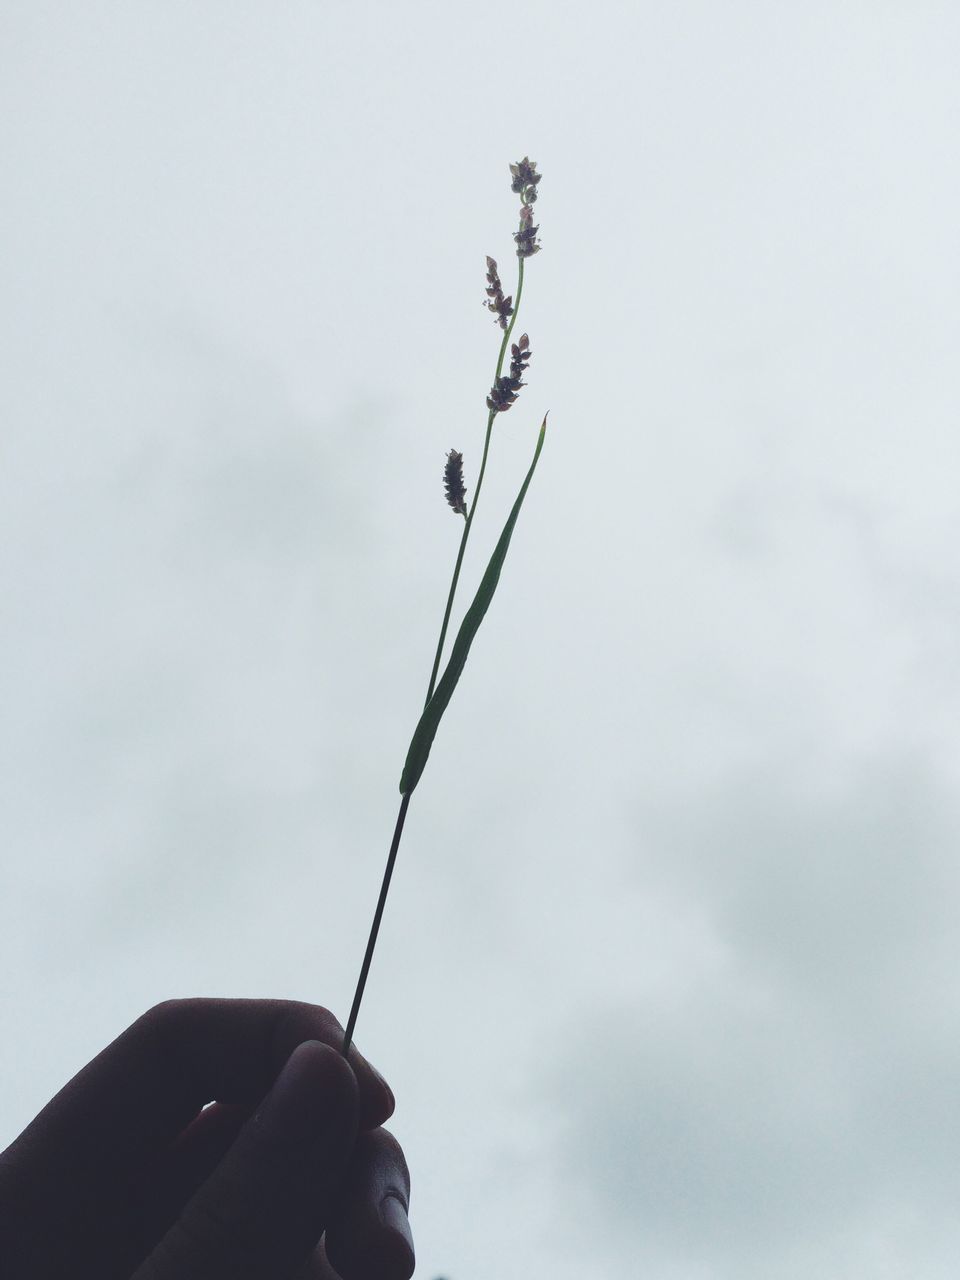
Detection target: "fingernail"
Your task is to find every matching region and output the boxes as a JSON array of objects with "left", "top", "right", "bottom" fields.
[{"left": 380, "top": 1191, "right": 415, "bottom": 1264}]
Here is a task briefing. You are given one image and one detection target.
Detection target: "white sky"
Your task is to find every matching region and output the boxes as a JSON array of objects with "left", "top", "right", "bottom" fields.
[{"left": 3, "top": 3, "right": 960, "bottom": 1277}]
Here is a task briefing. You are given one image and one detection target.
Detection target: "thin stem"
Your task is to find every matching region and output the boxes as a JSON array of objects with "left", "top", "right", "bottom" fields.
[
  {"left": 421, "top": 430, "right": 486, "bottom": 707},
  {"left": 342, "top": 248, "right": 528, "bottom": 1057},
  {"left": 422, "top": 254, "right": 526, "bottom": 708},
  {"left": 342, "top": 792, "right": 411, "bottom": 1057}
]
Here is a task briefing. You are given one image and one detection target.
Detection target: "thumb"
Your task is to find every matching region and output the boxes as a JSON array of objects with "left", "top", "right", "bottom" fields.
[{"left": 133, "top": 1041, "right": 359, "bottom": 1280}]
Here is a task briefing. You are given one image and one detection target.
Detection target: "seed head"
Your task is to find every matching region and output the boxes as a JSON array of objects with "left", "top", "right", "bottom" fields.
[
  {"left": 514, "top": 203, "right": 541, "bottom": 259},
  {"left": 509, "top": 157, "right": 542, "bottom": 203},
  {"left": 484, "top": 256, "right": 513, "bottom": 329},
  {"left": 443, "top": 449, "right": 467, "bottom": 515},
  {"left": 486, "top": 333, "right": 532, "bottom": 414},
  {"left": 509, "top": 158, "right": 543, "bottom": 257},
  {"left": 510, "top": 332, "right": 532, "bottom": 380}
]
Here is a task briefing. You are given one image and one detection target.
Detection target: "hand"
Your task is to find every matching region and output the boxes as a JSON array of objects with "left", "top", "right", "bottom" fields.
[{"left": 0, "top": 999, "right": 414, "bottom": 1280}]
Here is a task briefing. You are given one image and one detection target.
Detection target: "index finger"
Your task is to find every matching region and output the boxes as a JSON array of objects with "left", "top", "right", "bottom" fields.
[{"left": 9, "top": 999, "right": 394, "bottom": 1175}]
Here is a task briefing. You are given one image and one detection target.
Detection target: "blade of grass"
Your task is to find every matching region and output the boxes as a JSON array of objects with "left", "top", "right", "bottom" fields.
[{"left": 399, "top": 414, "right": 548, "bottom": 796}]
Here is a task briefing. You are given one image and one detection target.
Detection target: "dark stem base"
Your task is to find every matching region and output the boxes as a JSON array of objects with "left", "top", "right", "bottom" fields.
[{"left": 342, "top": 791, "right": 412, "bottom": 1056}]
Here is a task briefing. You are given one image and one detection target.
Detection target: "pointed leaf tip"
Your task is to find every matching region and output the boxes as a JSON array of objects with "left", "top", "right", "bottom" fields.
[{"left": 399, "top": 420, "right": 548, "bottom": 795}]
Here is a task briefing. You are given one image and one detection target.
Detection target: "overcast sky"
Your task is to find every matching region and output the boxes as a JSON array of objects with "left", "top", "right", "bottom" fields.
[{"left": 3, "top": 3, "right": 960, "bottom": 1277}]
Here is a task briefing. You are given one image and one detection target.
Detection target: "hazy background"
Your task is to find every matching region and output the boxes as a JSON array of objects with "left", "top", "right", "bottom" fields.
[{"left": 3, "top": 3, "right": 960, "bottom": 1277}]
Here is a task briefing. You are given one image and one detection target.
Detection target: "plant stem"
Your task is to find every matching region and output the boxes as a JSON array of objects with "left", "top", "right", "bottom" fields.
[
  {"left": 422, "top": 255, "right": 526, "bottom": 707},
  {"left": 342, "top": 252, "right": 527, "bottom": 1057},
  {"left": 342, "top": 791, "right": 411, "bottom": 1057}
]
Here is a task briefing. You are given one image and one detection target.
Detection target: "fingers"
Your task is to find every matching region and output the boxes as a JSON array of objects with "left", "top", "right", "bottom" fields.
[
  {"left": 142, "top": 999, "right": 394, "bottom": 1134},
  {"left": 132, "top": 1041, "right": 358, "bottom": 1280},
  {"left": 325, "top": 1128, "right": 414, "bottom": 1280},
  {"left": 287, "top": 1133, "right": 416, "bottom": 1280},
  {"left": 144, "top": 1116, "right": 415, "bottom": 1280},
  {"left": 137, "top": 1103, "right": 252, "bottom": 1245},
  {"left": 7, "top": 998, "right": 394, "bottom": 1183}
]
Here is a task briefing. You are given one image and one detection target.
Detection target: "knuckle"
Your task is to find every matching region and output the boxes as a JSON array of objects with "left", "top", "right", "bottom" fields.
[
  {"left": 132, "top": 1000, "right": 207, "bottom": 1076},
  {"left": 129, "top": 1188, "right": 244, "bottom": 1279},
  {"left": 134, "top": 998, "right": 189, "bottom": 1038},
  {"left": 355, "top": 1125, "right": 411, "bottom": 1199},
  {"left": 142, "top": 1197, "right": 249, "bottom": 1277},
  {"left": 273, "top": 1002, "right": 342, "bottom": 1055}
]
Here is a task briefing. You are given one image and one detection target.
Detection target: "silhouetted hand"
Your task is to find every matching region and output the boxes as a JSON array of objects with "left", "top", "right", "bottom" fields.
[{"left": 0, "top": 999, "right": 414, "bottom": 1279}]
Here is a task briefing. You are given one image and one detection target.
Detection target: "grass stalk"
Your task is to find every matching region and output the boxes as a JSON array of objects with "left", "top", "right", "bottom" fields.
[{"left": 341, "top": 162, "right": 542, "bottom": 1057}]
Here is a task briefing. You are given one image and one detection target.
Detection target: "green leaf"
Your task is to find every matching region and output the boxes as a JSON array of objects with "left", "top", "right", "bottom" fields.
[{"left": 399, "top": 414, "right": 548, "bottom": 795}]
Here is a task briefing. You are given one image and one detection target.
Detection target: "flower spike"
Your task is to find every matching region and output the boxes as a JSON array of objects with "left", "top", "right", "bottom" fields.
[
  {"left": 484, "top": 257, "right": 514, "bottom": 329},
  {"left": 486, "top": 333, "right": 532, "bottom": 413},
  {"left": 444, "top": 450, "right": 468, "bottom": 516}
]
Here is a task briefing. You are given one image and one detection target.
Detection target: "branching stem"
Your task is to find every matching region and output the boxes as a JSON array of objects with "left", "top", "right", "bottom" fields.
[
  {"left": 423, "top": 255, "right": 526, "bottom": 708},
  {"left": 342, "top": 250, "right": 528, "bottom": 1057}
]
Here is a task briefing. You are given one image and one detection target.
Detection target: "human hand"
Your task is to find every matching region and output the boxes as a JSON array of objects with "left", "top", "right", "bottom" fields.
[{"left": 0, "top": 999, "right": 414, "bottom": 1280}]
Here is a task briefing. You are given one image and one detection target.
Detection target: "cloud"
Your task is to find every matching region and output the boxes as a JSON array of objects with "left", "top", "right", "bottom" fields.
[{"left": 546, "top": 751, "right": 960, "bottom": 1278}]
